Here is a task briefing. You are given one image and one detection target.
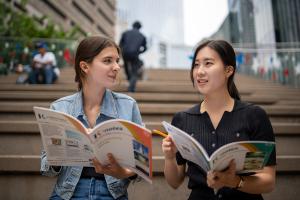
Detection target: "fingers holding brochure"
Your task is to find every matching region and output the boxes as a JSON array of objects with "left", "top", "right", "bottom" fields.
[
  {"left": 162, "top": 135, "right": 178, "bottom": 160},
  {"left": 207, "top": 160, "right": 240, "bottom": 190},
  {"left": 153, "top": 129, "right": 178, "bottom": 160},
  {"left": 92, "top": 154, "right": 135, "bottom": 179}
]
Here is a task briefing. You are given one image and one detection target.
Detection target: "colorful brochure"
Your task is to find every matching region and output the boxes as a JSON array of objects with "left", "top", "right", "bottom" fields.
[
  {"left": 34, "top": 106, "right": 152, "bottom": 183},
  {"left": 162, "top": 121, "right": 275, "bottom": 174}
]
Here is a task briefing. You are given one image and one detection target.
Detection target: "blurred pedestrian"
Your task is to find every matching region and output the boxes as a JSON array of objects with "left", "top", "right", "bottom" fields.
[{"left": 119, "top": 21, "right": 147, "bottom": 92}]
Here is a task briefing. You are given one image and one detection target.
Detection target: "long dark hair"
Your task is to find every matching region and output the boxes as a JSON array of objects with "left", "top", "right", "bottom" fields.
[
  {"left": 190, "top": 40, "right": 240, "bottom": 100},
  {"left": 74, "top": 36, "right": 120, "bottom": 90}
]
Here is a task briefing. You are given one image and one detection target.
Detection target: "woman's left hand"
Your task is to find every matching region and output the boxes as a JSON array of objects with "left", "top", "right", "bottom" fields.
[
  {"left": 92, "top": 153, "right": 135, "bottom": 179},
  {"left": 207, "top": 160, "right": 240, "bottom": 190}
]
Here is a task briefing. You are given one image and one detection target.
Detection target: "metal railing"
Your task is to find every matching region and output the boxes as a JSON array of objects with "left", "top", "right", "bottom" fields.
[{"left": 233, "top": 43, "right": 300, "bottom": 88}]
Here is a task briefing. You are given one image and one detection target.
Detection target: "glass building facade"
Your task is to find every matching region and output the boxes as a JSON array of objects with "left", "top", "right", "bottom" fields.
[
  {"left": 272, "top": 0, "right": 300, "bottom": 43},
  {"left": 211, "top": 0, "right": 300, "bottom": 87}
]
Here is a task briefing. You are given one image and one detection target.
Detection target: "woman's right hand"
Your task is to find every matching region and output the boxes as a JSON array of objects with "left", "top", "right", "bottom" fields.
[{"left": 162, "top": 135, "right": 177, "bottom": 159}]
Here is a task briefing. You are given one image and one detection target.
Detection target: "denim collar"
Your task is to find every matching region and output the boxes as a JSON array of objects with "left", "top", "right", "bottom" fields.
[{"left": 69, "top": 89, "right": 119, "bottom": 119}]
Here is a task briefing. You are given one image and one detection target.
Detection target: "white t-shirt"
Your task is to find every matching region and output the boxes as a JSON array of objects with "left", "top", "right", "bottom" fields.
[{"left": 33, "top": 52, "right": 57, "bottom": 68}]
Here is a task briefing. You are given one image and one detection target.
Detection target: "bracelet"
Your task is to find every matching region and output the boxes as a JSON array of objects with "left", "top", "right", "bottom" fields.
[{"left": 235, "top": 176, "right": 244, "bottom": 189}]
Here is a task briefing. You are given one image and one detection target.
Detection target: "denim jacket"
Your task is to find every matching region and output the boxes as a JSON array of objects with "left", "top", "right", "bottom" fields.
[{"left": 40, "top": 89, "right": 142, "bottom": 200}]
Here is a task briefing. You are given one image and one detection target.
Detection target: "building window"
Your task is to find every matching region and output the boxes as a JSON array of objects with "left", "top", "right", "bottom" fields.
[
  {"left": 105, "top": 0, "right": 115, "bottom": 11},
  {"left": 42, "top": 0, "right": 66, "bottom": 20},
  {"left": 13, "top": 1, "right": 27, "bottom": 12},
  {"left": 72, "top": 1, "right": 94, "bottom": 23},
  {"left": 88, "top": 0, "right": 95, "bottom": 5},
  {"left": 97, "top": 8, "right": 113, "bottom": 25},
  {"left": 97, "top": 25, "right": 108, "bottom": 36},
  {"left": 159, "top": 43, "right": 167, "bottom": 66}
]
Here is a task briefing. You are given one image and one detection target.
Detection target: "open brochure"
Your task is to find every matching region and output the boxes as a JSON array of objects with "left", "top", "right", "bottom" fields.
[
  {"left": 162, "top": 121, "right": 275, "bottom": 175},
  {"left": 34, "top": 106, "right": 152, "bottom": 183}
]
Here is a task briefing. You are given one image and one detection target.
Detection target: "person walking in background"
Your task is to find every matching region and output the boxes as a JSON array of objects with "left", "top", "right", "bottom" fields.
[
  {"left": 162, "top": 40, "right": 276, "bottom": 200},
  {"left": 41, "top": 36, "right": 142, "bottom": 200},
  {"left": 119, "top": 21, "right": 147, "bottom": 92},
  {"left": 28, "top": 42, "right": 58, "bottom": 84}
]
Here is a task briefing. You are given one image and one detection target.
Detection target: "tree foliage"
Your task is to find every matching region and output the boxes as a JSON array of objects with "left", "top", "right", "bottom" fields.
[{"left": 0, "top": 0, "right": 82, "bottom": 40}]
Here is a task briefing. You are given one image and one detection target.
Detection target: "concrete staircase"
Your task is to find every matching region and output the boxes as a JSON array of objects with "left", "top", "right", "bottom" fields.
[{"left": 0, "top": 68, "right": 300, "bottom": 199}]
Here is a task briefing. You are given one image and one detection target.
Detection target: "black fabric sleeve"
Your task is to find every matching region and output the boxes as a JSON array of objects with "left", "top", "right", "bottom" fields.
[
  {"left": 141, "top": 36, "right": 147, "bottom": 53},
  {"left": 249, "top": 105, "right": 276, "bottom": 166},
  {"left": 171, "top": 112, "right": 187, "bottom": 165}
]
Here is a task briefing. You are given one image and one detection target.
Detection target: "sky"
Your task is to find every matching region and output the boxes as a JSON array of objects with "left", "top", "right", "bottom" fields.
[{"left": 183, "top": 0, "right": 229, "bottom": 46}]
